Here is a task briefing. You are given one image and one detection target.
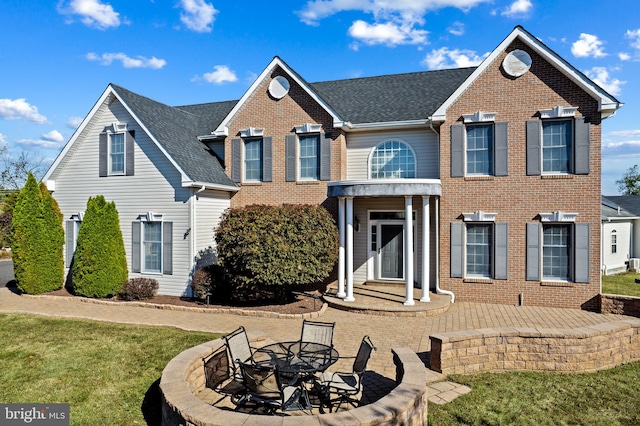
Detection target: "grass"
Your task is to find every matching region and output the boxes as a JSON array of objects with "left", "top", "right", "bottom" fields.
[
  {"left": 602, "top": 272, "right": 640, "bottom": 297},
  {"left": 0, "top": 314, "right": 219, "bottom": 426},
  {"left": 428, "top": 362, "right": 640, "bottom": 425}
]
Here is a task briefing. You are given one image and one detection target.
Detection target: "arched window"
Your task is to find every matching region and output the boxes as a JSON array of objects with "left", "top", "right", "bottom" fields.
[{"left": 370, "top": 140, "right": 416, "bottom": 179}]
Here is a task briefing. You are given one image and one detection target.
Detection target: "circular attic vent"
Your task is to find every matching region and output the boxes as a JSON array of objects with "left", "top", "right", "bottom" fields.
[
  {"left": 268, "top": 76, "right": 290, "bottom": 99},
  {"left": 502, "top": 49, "right": 532, "bottom": 77}
]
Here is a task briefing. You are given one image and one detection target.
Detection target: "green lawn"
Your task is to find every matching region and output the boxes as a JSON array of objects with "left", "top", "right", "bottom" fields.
[
  {"left": 602, "top": 272, "right": 640, "bottom": 297},
  {"left": 0, "top": 314, "right": 218, "bottom": 426},
  {"left": 428, "top": 363, "right": 640, "bottom": 425}
]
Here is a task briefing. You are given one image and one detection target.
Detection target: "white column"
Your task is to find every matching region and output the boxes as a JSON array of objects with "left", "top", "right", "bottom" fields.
[
  {"left": 337, "top": 197, "right": 346, "bottom": 298},
  {"left": 404, "top": 196, "right": 415, "bottom": 306},
  {"left": 345, "top": 197, "right": 355, "bottom": 302},
  {"left": 420, "top": 196, "right": 431, "bottom": 302}
]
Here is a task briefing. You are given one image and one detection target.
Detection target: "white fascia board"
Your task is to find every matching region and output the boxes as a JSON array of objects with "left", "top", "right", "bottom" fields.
[
  {"left": 213, "top": 57, "right": 344, "bottom": 135},
  {"left": 431, "top": 27, "right": 622, "bottom": 122},
  {"left": 43, "top": 85, "right": 113, "bottom": 183},
  {"left": 340, "top": 119, "right": 430, "bottom": 132},
  {"left": 182, "top": 180, "right": 239, "bottom": 193}
]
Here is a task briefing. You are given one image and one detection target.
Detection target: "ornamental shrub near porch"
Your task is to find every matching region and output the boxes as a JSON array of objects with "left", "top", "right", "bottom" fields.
[
  {"left": 215, "top": 204, "right": 339, "bottom": 299},
  {"left": 71, "top": 195, "right": 128, "bottom": 297},
  {"left": 11, "top": 173, "right": 64, "bottom": 294}
]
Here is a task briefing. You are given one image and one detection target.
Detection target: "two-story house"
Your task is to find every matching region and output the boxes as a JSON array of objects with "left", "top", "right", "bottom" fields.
[{"left": 43, "top": 26, "right": 621, "bottom": 309}]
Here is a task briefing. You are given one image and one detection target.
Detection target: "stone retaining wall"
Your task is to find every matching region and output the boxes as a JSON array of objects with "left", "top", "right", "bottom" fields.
[
  {"left": 600, "top": 294, "right": 640, "bottom": 317},
  {"left": 160, "top": 336, "right": 428, "bottom": 425},
  {"left": 430, "top": 319, "right": 640, "bottom": 376}
]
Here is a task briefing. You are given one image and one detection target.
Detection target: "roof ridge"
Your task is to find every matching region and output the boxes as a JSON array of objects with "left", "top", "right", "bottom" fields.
[
  {"left": 310, "top": 66, "right": 478, "bottom": 85},
  {"left": 110, "top": 83, "right": 201, "bottom": 118}
]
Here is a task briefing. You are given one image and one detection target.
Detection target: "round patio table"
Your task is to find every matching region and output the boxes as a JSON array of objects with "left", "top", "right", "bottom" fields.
[{"left": 255, "top": 341, "right": 339, "bottom": 375}]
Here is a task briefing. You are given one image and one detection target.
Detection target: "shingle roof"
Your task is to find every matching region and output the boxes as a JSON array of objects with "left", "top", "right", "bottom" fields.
[
  {"left": 111, "top": 84, "right": 236, "bottom": 188},
  {"left": 310, "top": 67, "right": 477, "bottom": 124},
  {"left": 603, "top": 195, "right": 640, "bottom": 218}
]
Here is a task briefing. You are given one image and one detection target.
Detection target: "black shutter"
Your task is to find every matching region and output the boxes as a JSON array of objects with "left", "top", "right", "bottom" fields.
[
  {"left": 451, "top": 124, "right": 464, "bottom": 178},
  {"left": 526, "top": 120, "right": 541, "bottom": 176},
  {"left": 163, "top": 222, "right": 173, "bottom": 275},
  {"left": 526, "top": 223, "right": 540, "bottom": 281},
  {"left": 451, "top": 222, "right": 463, "bottom": 278},
  {"left": 574, "top": 117, "right": 590, "bottom": 175},
  {"left": 231, "top": 138, "right": 241, "bottom": 183},
  {"left": 494, "top": 223, "right": 508, "bottom": 279},
  {"left": 65, "top": 220, "right": 75, "bottom": 268},
  {"left": 285, "top": 135, "right": 296, "bottom": 182},
  {"left": 320, "top": 133, "right": 331, "bottom": 181},
  {"left": 263, "top": 137, "right": 272, "bottom": 182},
  {"left": 494, "top": 122, "right": 508, "bottom": 176},
  {"left": 132, "top": 222, "right": 141, "bottom": 273},
  {"left": 574, "top": 223, "right": 590, "bottom": 283},
  {"left": 125, "top": 130, "right": 135, "bottom": 176},
  {"left": 99, "top": 133, "right": 108, "bottom": 177}
]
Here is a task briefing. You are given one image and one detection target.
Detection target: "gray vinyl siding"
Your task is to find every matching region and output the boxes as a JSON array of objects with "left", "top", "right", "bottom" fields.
[
  {"left": 346, "top": 129, "right": 439, "bottom": 180},
  {"left": 351, "top": 197, "right": 437, "bottom": 288},
  {"left": 194, "top": 191, "right": 231, "bottom": 269},
  {"left": 49, "top": 99, "right": 194, "bottom": 296}
]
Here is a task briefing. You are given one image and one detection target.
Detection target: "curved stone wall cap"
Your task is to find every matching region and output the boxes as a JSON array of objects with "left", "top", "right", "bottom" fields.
[{"left": 327, "top": 179, "right": 442, "bottom": 198}]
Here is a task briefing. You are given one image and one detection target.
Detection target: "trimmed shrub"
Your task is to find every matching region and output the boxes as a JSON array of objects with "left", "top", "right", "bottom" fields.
[
  {"left": 118, "top": 278, "right": 159, "bottom": 301},
  {"left": 71, "top": 195, "right": 128, "bottom": 297},
  {"left": 215, "top": 204, "right": 338, "bottom": 300},
  {"left": 190, "top": 264, "right": 231, "bottom": 303},
  {"left": 11, "top": 173, "right": 64, "bottom": 294}
]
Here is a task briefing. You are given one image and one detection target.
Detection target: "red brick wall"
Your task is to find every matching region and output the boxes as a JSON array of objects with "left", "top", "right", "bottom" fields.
[
  {"left": 224, "top": 66, "right": 345, "bottom": 213},
  {"left": 439, "top": 39, "right": 602, "bottom": 309}
]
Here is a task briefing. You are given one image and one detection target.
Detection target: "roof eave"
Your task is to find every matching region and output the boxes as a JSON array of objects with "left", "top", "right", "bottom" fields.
[
  {"left": 182, "top": 180, "right": 239, "bottom": 193},
  {"left": 339, "top": 119, "right": 430, "bottom": 132}
]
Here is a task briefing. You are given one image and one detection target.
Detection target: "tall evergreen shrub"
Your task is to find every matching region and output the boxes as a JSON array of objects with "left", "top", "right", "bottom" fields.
[
  {"left": 11, "top": 173, "right": 64, "bottom": 294},
  {"left": 71, "top": 195, "right": 128, "bottom": 297}
]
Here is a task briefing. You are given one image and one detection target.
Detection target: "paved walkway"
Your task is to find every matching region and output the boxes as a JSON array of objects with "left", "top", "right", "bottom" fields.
[{"left": 0, "top": 285, "right": 632, "bottom": 405}]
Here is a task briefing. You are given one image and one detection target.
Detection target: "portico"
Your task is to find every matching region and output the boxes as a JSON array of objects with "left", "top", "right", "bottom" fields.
[{"left": 328, "top": 179, "right": 442, "bottom": 305}]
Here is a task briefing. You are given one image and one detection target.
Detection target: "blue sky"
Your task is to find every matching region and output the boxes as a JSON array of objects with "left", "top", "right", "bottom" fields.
[{"left": 0, "top": 0, "right": 638, "bottom": 194}]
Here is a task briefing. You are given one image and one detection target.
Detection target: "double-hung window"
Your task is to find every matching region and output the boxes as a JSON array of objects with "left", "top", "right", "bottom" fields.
[
  {"left": 99, "top": 123, "right": 134, "bottom": 177},
  {"left": 466, "top": 124, "right": 493, "bottom": 176},
  {"left": 451, "top": 112, "right": 508, "bottom": 178},
  {"left": 132, "top": 213, "right": 173, "bottom": 275},
  {"left": 298, "top": 134, "right": 320, "bottom": 180},
  {"left": 611, "top": 230, "right": 617, "bottom": 254},
  {"left": 542, "top": 120, "right": 572, "bottom": 174},
  {"left": 466, "top": 223, "right": 493, "bottom": 278},
  {"left": 243, "top": 138, "right": 263, "bottom": 182},
  {"left": 110, "top": 133, "right": 125, "bottom": 175},
  {"left": 542, "top": 224, "right": 571, "bottom": 280}
]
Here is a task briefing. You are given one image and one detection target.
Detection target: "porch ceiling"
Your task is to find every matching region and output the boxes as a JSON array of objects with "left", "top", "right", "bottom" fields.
[{"left": 327, "top": 179, "right": 442, "bottom": 198}]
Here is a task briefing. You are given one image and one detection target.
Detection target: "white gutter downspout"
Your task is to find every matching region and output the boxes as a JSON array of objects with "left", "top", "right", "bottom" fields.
[{"left": 428, "top": 117, "right": 455, "bottom": 304}]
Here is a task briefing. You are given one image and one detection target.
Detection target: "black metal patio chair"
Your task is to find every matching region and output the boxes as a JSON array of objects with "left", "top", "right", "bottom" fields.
[
  {"left": 202, "top": 345, "right": 245, "bottom": 405},
  {"left": 222, "top": 326, "right": 255, "bottom": 380},
  {"left": 300, "top": 319, "right": 335, "bottom": 347}
]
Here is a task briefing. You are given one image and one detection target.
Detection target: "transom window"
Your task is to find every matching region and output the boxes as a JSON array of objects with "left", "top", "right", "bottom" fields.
[
  {"left": 466, "top": 224, "right": 492, "bottom": 278},
  {"left": 466, "top": 124, "right": 493, "bottom": 175},
  {"left": 244, "top": 138, "right": 263, "bottom": 182},
  {"left": 143, "top": 221, "right": 162, "bottom": 273},
  {"left": 543, "top": 224, "right": 571, "bottom": 280},
  {"left": 370, "top": 140, "right": 415, "bottom": 179},
  {"left": 299, "top": 134, "right": 320, "bottom": 180},
  {"left": 109, "top": 133, "right": 125, "bottom": 175},
  {"left": 542, "top": 120, "right": 572, "bottom": 173}
]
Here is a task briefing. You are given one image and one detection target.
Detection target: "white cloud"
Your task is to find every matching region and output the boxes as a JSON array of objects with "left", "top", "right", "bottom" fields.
[
  {"left": 608, "top": 129, "right": 640, "bottom": 138},
  {"left": 67, "top": 116, "right": 83, "bottom": 128},
  {"left": 0, "top": 98, "right": 48, "bottom": 124},
  {"left": 0, "top": 133, "right": 7, "bottom": 148},
  {"left": 501, "top": 0, "right": 532, "bottom": 17},
  {"left": 86, "top": 52, "right": 167, "bottom": 69},
  {"left": 59, "top": 0, "right": 121, "bottom": 30},
  {"left": 619, "top": 52, "right": 631, "bottom": 61},
  {"left": 195, "top": 65, "right": 238, "bottom": 84},
  {"left": 571, "top": 33, "right": 607, "bottom": 58},
  {"left": 179, "top": 0, "right": 217, "bottom": 33},
  {"left": 348, "top": 20, "right": 427, "bottom": 46},
  {"left": 16, "top": 138, "right": 63, "bottom": 149},
  {"left": 585, "top": 67, "right": 624, "bottom": 96},
  {"left": 448, "top": 21, "right": 465, "bottom": 36},
  {"left": 422, "top": 47, "right": 489, "bottom": 70},
  {"left": 41, "top": 130, "right": 65, "bottom": 143},
  {"left": 625, "top": 29, "right": 640, "bottom": 49}
]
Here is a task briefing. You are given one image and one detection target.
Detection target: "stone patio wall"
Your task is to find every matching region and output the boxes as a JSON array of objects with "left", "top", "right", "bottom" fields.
[
  {"left": 160, "top": 335, "right": 428, "bottom": 425},
  {"left": 430, "top": 319, "right": 640, "bottom": 376},
  {"left": 600, "top": 294, "right": 640, "bottom": 317}
]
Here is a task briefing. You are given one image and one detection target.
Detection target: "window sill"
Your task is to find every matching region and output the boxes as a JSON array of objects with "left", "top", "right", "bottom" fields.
[
  {"left": 540, "top": 281, "right": 574, "bottom": 287},
  {"left": 540, "top": 174, "right": 574, "bottom": 180},
  {"left": 296, "top": 180, "right": 321, "bottom": 185},
  {"left": 463, "top": 278, "right": 493, "bottom": 284},
  {"left": 240, "top": 182, "right": 263, "bottom": 186},
  {"left": 464, "top": 176, "right": 494, "bottom": 181}
]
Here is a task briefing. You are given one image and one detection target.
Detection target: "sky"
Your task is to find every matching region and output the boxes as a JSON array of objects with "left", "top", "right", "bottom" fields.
[{"left": 0, "top": 0, "right": 638, "bottom": 194}]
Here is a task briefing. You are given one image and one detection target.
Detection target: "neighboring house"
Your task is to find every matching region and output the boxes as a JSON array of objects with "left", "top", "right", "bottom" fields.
[
  {"left": 44, "top": 26, "right": 622, "bottom": 309},
  {"left": 602, "top": 196, "right": 640, "bottom": 275}
]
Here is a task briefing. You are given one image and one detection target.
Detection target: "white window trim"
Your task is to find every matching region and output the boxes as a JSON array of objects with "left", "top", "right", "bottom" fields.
[
  {"left": 540, "top": 118, "right": 574, "bottom": 175},
  {"left": 540, "top": 222, "right": 574, "bottom": 283},
  {"left": 140, "top": 212, "right": 164, "bottom": 275},
  {"left": 294, "top": 123, "right": 322, "bottom": 134},
  {"left": 367, "top": 139, "right": 417, "bottom": 180},
  {"left": 462, "top": 111, "right": 497, "bottom": 123},
  {"left": 463, "top": 211, "right": 497, "bottom": 222},
  {"left": 539, "top": 105, "right": 578, "bottom": 119},
  {"left": 106, "top": 123, "right": 127, "bottom": 176},
  {"left": 464, "top": 123, "right": 495, "bottom": 177},
  {"left": 242, "top": 137, "right": 263, "bottom": 183},
  {"left": 297, "top": 133, "right": 320, "bottom": 181},
  {"left": 464, "top": 222, "right": 494, "bottom": 279},
  {"left": 540, "top": 211, "right": 578, "bottom": 223},
  {"left": 611, "top": 229, "right": 617, "bottom": 254},
  {"left": 239, "top": 127, "right": 264, "bottom": 138}
]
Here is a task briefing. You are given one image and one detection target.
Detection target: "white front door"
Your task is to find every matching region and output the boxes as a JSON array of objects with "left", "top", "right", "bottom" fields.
[{"left": 370, "top": 220, "right": 405, "bottom": 280}]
